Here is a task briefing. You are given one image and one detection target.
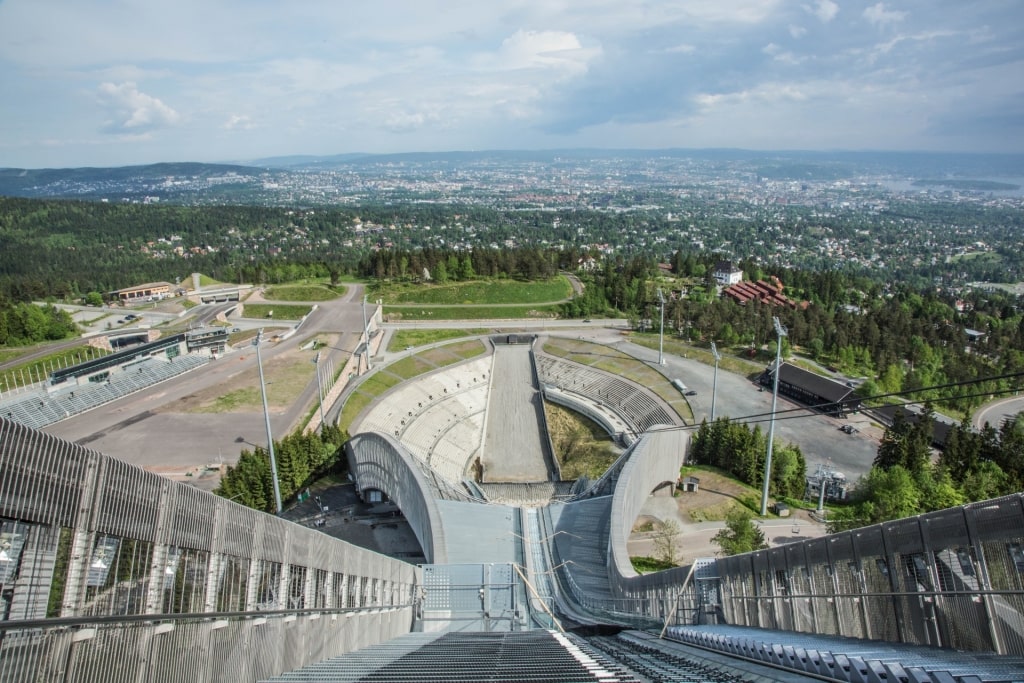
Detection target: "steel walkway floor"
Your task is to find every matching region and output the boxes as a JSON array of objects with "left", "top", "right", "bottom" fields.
[
  {"left": 668, "top": 624, "right": 1024, "bottom": 682},
  {"left": 260, "top": 630, "right": 644, "bottom": 683}
]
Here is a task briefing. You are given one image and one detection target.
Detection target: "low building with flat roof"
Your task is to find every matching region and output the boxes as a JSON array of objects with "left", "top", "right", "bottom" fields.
[
  {"left": 109, "top": 281, "right": 172, "bottom": 303},
  {"left": 758, "top": 361, "right": 860, "bottom": 416}
]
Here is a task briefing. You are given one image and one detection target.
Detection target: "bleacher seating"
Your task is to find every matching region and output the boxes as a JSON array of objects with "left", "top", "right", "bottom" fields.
[
  {"left": 475, "top": 482, "right": 576, "bottom": 506},
  {"left": 355, "top": 359, "right": 492, "bottom": 487},
  {"left": 534, "top": 355, "right": 676, "bottom": 434},
  {"left": 0, "top": 355, "right": 209, "bottom": 430}
]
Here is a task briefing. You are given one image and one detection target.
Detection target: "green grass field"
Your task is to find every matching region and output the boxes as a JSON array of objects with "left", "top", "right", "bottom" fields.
[
  {"left": 186, "top": 355, "right": 315, "bottom": 413},
  {"left": 628, "top": 334, "right": 763, "bottom": 376},
  {"left": 262, "top": 284, "right": 345, "bottom": 302},
  {"left": 387, "top": 356, "right": 436, "bottom": 379},
  {"left": 241, "top": 303, "right": 313, "bottom": 320},
  {"left": 375, "top": 277, "right": 572, "bottom": 305},
  {"left": 383, "top": 305, "right": 560, "bottom": 321},
  {"left": 386, "top": 328, "right": 488, "bottom": 352}
]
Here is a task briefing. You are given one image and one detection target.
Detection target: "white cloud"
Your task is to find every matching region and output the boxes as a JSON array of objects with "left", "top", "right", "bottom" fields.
[
  {"left": 863, "top": 3, "right": 908, "bottom": 26},
  {"left": 762, "top": 43, "right": 804, "bottom": 65},
  {"left": 96, "top": 82, "right": 181, "bottom": 134},
  {"left": 223, "top": 114, "right": 256, "bottom": 131},
  {"left": 804, "top": 0, "right": 839, "bottom": 23},
  {"left": 789, "top": 24, "right": 808, "bottom": 39},
  {"left": 491, "top": 30, "right": 594, "bottom": 76},
  {"left": 695, "top": 82, "right": 809, "bottom": 109},
  {"left": 383, "top": 110, "right": 439, "bottom": 133},
  {"left": 664, "top": 44, "right": 697, "bottom": 54}
]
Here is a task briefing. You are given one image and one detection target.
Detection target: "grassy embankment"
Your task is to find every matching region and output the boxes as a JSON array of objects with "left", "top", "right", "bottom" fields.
[
  {"left": 187, "top": 352, "right": 318, "bottom": 413},
  {"left": 241, "top": 304, "right": 314, "bottom": 320},
  {"left": 375, "top": 277, "right": 571, "bottom": 321},
  {"left": 262, "top": 284, "right": 345, "bottom": 301},
  {"left": 627, "top": 333, "right": 764, "bottom": 377},
  {"left": 338, "top": 340, "right": 486, "bottom": 433},
  {"left": 542, "top": 337, "right": 693, "bottom": 423},
  {"left": 544, "top": 402, "right": 620, "bottom": 479},
  {"left": 386, "top": 328, "right": 489, "bottom": 352}
]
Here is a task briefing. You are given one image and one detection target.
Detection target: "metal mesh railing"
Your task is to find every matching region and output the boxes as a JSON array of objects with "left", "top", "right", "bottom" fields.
[{"left": 0, "top": 417, "right": 421, "bottom": 682}]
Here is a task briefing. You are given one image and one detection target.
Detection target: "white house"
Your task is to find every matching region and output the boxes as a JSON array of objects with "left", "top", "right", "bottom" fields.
[{"left": 713, "top": 261, "right": 743, "bottom": 286}]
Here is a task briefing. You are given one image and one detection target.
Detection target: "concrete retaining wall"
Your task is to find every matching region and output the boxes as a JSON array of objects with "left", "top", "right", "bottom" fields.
[{"left": 346, "top": 431, "right": 448, "bottom": 564}]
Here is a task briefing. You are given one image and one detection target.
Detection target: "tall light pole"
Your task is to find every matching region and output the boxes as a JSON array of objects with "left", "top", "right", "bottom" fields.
[
  {"left": 361, "top": 294, "right": 372, "bottom": 372},
  {"left": 710, "top": 341, "right": 721, "bottom": 421},
  {"left": 760, "top": 317, "right": 787, "bottom": 516},
  {"left": 313, "top": 350, "right": 326, "bottom": 432},
  {"left": 657, "top": 288, "right": 666, "bottom": 366},
  {"left": 254, "top": 330, "right": 283, "bottom": 515}
]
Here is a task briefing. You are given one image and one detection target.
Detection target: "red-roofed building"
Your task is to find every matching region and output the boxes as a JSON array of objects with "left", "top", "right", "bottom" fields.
[{"left": 723, "top": 277, "right": 800, "bottom": 308}]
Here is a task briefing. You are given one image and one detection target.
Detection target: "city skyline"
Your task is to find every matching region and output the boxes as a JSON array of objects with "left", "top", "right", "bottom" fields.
[{"left": 1, "top": 0, "right": 1022, "bottom": 169}]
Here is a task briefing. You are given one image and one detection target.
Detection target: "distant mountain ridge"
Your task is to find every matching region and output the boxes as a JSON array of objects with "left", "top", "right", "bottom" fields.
[{"left": 0, "top": 162, "right": 263, "bottom": 198}]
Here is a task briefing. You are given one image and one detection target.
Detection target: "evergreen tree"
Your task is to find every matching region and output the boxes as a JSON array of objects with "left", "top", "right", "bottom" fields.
[{"left": 711, "top": 508, "right": 768, "bottom": 556}]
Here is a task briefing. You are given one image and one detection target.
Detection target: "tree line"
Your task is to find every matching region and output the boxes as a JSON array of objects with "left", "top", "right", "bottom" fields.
[
  {"left": 688, "top": 417, "right": 808, "bottom": 501},
  {"left": 828, "top": 408, "right": 1024, "bottom": 532},
  {"left": 0, "top": 301, "right": 78, "bottom": 346},
  {"left": 213, "top": 425, "right": 348, "bottom": 513}
]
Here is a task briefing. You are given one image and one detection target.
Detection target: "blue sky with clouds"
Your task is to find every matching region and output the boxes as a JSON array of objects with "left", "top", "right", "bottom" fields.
[{"left": 1, "top": 0, "right": 1021, "bottom": 168}]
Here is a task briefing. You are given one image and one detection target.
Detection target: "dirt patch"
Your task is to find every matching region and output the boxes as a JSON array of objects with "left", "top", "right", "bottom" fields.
[
  {"left": 676, "top": 470, "right": 823, "bottom": 527},
  {"left": 674, "top": 470, "right": 757, "bottom": 523},
  {"left": 632, "top": 515, "right": 660, "bottom": 533},
  {"left": 167, "top": 344, "right": 316, "bottom": 414}
]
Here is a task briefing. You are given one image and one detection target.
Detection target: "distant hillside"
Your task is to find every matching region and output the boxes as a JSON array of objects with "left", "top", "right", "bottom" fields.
[
  {"left": 0, "top": 162, "right": 264, "bottom": 199},
  {"left": 2, "top": 150, "right": 1023, "bottom": 202},
  {"left": 240, "top": 148, "right": 1024, "bottom": 178}
]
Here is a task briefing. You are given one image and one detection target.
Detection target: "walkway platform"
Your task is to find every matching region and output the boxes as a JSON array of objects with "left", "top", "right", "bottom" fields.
[{"left": 668, "top": 624, "right": 1024, "bottom": 683}]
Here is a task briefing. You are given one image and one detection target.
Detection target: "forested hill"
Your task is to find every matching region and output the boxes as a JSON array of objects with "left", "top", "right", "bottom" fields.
[
  {"left": 0, "top": 162, "right": 264, "bottom": 200},
  {"left": 0, "top": 197, "right": 328, "bottom": 299}
]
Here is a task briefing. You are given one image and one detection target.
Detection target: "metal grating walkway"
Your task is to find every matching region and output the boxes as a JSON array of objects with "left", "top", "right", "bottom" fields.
[
  {"left": 668, "top": 625, "right": 1024, "bottom": 682},
  {"left": 261, "top": 630, "right": 644, "bottom": 683}
]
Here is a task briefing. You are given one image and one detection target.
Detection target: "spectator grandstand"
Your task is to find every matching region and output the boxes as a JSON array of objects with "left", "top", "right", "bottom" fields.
[
  {"left": 0, "top": 355, "right": 209, "bottom": 430},
  {"left": 355, "top": 358, "right": 491, "bottom": 488},
  {"left": 535, "top": 355, "right": 678, "bottom": 433}
]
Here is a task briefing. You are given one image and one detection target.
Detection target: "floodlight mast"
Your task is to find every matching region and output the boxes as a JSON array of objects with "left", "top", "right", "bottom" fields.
[
  {"left": 760, "top": 317, "right": 787, "bottom": 517},
  {"left": 313, "top": 351, "right": 326, "bottom": 432},
  {"left": 254, "top": 329, "right": 283, "bottom": 515},
  {"left": 361, "top": 294, "right": 372, "bottom": 371},
  {"left": 657, "top": 288, "right": 666, "bottom": 366},
  {"left": 710, "top": 341, "right": 721, "bottom": 421}
]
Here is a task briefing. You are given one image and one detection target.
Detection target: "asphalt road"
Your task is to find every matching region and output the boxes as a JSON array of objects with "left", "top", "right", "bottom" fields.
[
  {"left": 560, "top": 333, "right": 879, "bottom": 482},
  {"left": 42, "top": 285, "right": 371, "bottom": 478},
  {"left": 973, "top": 395, "right": 1024, "bottom": 430},
  {"left": 646, "top": 339, "right": 879, "bottom": 481}
]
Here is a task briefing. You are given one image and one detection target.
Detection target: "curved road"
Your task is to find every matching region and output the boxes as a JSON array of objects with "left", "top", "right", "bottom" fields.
[{"left": 974, "top": 395, "right": 1024, "bottom": 430}]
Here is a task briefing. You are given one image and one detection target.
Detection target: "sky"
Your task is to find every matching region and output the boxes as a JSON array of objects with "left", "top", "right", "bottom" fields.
[{"left": 0, "top": 0, "right": 1022, "bottom": 168}]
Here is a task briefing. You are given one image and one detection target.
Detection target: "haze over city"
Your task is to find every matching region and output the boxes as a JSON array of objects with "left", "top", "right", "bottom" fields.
[{"left": 1, "top": 0, "right": 1022, "bottom": 169}]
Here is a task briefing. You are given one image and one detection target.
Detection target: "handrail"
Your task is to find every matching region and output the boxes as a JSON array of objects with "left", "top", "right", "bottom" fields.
[{"left": 0, "top": 602, "right": 418, "bottom": 632}]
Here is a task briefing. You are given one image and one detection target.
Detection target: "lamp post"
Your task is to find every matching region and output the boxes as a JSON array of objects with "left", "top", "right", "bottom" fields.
[
  {"left": 657, "top": 288, "right": 665, "bottom": 366},
  {"left": 361, "top": 294, "right": 372, "bottom": 372},
  {"left": 254, "top": 330, "right": 283, "bottom": 515},
  {"left": 760, "top": 317, "right": 787, "bottom": 516},
  {"left": 313, "top": 351, "right": 326, "bottom": 432},
  {"left": 710, "top": 341, "right": 721, "bottom": 421}
]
